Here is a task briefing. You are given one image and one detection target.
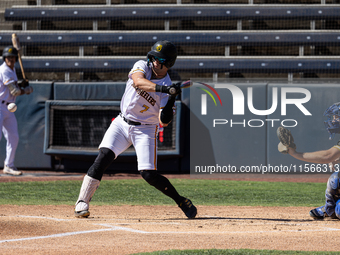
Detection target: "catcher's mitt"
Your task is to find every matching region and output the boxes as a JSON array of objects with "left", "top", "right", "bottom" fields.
[{"left": 277, "top": 126, "right": 296, "bottom": 154}]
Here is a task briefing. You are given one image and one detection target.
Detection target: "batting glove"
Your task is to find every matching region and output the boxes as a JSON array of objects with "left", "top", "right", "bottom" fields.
[
  {"left": 20, "top": 79, "right": 29, "bottom": 88},
  {"left": 155, "top": 82, "right": 181, "bottom": 95},
  {"left": 167, "top": 82, "right": 181, "bottom": 95}
]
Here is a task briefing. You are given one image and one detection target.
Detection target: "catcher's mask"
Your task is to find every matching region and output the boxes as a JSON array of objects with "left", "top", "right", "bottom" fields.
[
  {"left": 2, "top": 46, "right": 18, "bottom": 62},
  {"left": 324, "top": 102, "right": 340, "bottom": 139},
  {"left": 147, "top": 40, "right": 177, "bottom": 68}
]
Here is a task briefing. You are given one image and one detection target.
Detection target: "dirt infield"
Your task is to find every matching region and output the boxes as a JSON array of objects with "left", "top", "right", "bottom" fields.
[
  {"left": 1, "top": 171, "right": 339, "bottom": 254},
  {"left": 1, "top": 205, "right": 340, "bottom": 254}
]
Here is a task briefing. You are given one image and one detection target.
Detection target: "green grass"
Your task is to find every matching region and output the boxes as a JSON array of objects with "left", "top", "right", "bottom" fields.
[
  {"left": 0, "top": 179, "right": 331, "bottom": 255},
  {"left": 132, "top": 249, "right": 339, "bottom": 255},
  {"left": 0, "top": 178, "right": 326, "bottom": 207}
]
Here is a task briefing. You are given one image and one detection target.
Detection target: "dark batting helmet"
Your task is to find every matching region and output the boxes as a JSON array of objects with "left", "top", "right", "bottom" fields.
[
  {"left": 147, "top": 40, "right": 177, "bottom": 68},
  {"left": 2, "top": 46, "right": 18, "bottom": 61}
]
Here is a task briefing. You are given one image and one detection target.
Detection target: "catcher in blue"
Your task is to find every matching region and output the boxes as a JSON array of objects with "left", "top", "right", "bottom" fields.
[
  {"left": 74, "top": 40, "right": 197, "bottom": 219},
  {"left": 277, "top": 102, "right": 340, "bottom": 220}
]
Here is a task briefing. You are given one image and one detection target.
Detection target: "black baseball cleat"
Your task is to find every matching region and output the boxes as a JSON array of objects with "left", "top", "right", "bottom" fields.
[{"left": 179, "top": 198, "right": 197, "bottom": 219}]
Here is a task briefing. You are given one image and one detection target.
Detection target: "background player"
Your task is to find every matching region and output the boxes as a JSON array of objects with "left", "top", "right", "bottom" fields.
[
  {"left": 74, "top": 40, "right": 197, "bottom": 219},
  {"left": 0, "top": 46, "right": 33, "bottom": 175},
  {"left": 278, "top": 102, "right": 340, "bottom": 220}
]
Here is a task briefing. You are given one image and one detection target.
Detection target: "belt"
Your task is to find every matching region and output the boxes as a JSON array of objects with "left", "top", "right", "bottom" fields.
[
  {"left": 120, "top": 113, "right": 142, "bottom": 126},
  {"left": 1, "top": 100, "right": 10, "bottom": 105}
]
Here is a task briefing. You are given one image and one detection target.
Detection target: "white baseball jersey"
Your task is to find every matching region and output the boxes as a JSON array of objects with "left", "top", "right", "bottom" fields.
[
  {"left": 99, "top": 60, "right": 174, "bottom": 170},
  {"left": 120, "top": 60, "right": 171, "bottom": 125},
  {"left": 0, "top": 62, "right": 19, "bottom": 168},
  {"left": 0, "top": 62, "right": 17, "bottom": 103}
]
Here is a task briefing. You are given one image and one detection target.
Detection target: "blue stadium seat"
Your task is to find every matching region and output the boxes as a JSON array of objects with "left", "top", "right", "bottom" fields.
[
  {"left": 1, "top": 31, "right": 340, "bottom": 47},
  {"left": 13, "top": 58, "right": 340, "bottom": 73},
  {"left": 5, "top": 6, "right": 340, "bottom": 21},
  {"left": 3, "top": 5, "right": 340, "bottom": 78}
]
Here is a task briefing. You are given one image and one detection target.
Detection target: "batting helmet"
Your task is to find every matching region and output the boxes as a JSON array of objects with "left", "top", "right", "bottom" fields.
[
  {"left": 2, "top": 46, "right": 18, "bottom": 61},
  {"left": 147, "top": 40, "right": 177, "bottom": 68},
  {"left": 324, "top": 102, "right": 340, "bottom": 139}
]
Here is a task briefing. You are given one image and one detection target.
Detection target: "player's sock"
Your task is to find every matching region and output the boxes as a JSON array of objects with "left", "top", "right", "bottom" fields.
[
  {"left": 140, "top": 170, "right": 184, "bottom": 204},
  {"left": 75, "top": 175, "right": 100, "bottom": 209}
]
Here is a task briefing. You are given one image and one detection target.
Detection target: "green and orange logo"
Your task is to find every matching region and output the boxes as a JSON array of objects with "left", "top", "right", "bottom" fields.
[{"left": 198, "top": 82, "right": 222, "bottom": 115}]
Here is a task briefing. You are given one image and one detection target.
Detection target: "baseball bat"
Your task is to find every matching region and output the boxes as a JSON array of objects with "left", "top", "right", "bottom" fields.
[
  {"left": 180, "top": 80, "right": 193, "bottom": 89},
  {"left": 11, "top": 33, "right": 27, "bottom": 80},
  {"left": 169, "top": 80, "right": 193, "bottom": 94}
]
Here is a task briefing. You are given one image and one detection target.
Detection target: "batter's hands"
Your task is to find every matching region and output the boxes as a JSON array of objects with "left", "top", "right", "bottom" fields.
[
  {"left": 167, "top": 82, "right": 181, "bottom": 96},
  {"left": 20, "top": 79, "right": 29, "bottom": 88}
]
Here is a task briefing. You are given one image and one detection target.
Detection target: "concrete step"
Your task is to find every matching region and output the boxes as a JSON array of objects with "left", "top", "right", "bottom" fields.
[
  {"left": 54, "top": 0, "right": 107, "bottom": 4},
  {"left": 0, "top": 11, "right": 22, "bottom": 31},
  {"left": 0, "top": 1, "right": 30, "bottom": 9}
]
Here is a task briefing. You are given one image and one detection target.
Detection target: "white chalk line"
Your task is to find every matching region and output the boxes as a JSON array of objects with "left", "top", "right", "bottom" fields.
[
  {"left": 0, "top": 228, "right": 113, "bottom": 244},
  {"left": 1, "top": 215, "right": 340, "bottom": 244},
  {"left": 96, "top": 224, "right": 151, "bottom": 233}
]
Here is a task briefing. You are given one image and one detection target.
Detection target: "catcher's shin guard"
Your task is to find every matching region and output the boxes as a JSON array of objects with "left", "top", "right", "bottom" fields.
[
  {"left": 75, "top": 175, "right": 100, "bottom": 218},
  {"left": 335, "top": 200, "right": 340, "bottom": 219}
]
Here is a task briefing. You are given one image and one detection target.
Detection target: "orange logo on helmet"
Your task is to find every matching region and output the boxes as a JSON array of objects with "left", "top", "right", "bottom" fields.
[
  {"left": 8, "top": 48, "right": 13, "bottom": 53},
  {"left": 156, "top": 45, "right": 162, "bottom": 52}
]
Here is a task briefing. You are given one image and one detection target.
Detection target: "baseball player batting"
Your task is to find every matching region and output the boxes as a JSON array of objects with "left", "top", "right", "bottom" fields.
[
  {"left": 277, "top": 102, "right": 340, "bottom": 220},
  {"left": 74, "top": 40, "right": 197, "bottom": 219},
  {"left": 0, "top": 46, "right": 33, "bottom": 175}
]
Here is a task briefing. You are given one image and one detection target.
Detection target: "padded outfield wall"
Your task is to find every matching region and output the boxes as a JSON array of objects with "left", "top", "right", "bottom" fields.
[{"left": 186, "top": 80, "right": 340, "bottom": 176}]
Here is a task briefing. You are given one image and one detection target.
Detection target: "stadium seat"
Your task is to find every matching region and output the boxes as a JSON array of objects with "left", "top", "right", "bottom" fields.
[
  {"left": 1, "top": 31, "right": 340, "bottom": 47},
  {"left": 5, "top": 6, "right": 340, "bottom": 22},
  {"left": 16, "top": 57, "right": 340, "bottom": 74},
  {"left": 3, "top": 4, "right": 340, "bottom": 80}
]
